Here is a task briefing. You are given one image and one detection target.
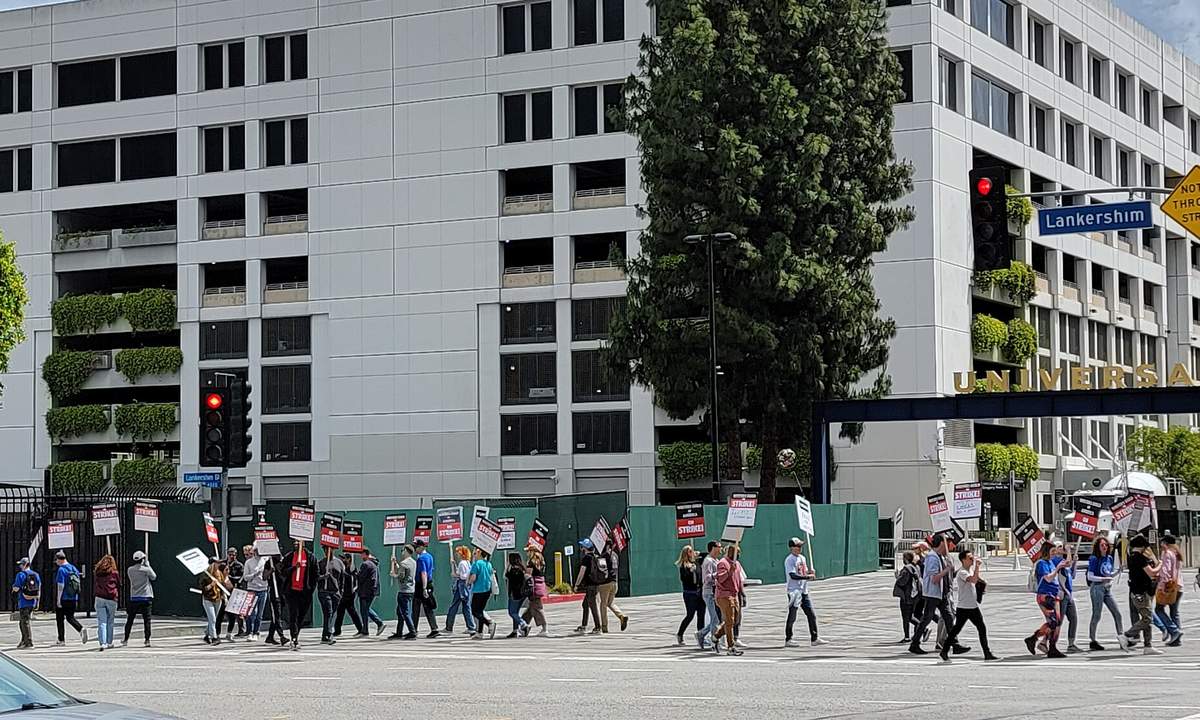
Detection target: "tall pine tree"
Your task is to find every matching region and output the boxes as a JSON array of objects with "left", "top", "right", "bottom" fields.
[{"left": 608, "top": 0, "right": 913, "bottom": 501}]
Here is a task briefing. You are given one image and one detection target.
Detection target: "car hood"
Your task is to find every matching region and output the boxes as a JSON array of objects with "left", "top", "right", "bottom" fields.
[{"left": 9, "top": 703, "right": 182, "bottom": 720}]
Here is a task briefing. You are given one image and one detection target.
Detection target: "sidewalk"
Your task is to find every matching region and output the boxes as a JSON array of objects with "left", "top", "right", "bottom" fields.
[{"left": 0, "top": 611, "right": 205, "bottom": 647}]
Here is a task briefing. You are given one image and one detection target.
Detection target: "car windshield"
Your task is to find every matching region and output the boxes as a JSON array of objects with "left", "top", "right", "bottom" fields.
[{"left": 0, "top": 653, "right": 77, "bottom": 713}]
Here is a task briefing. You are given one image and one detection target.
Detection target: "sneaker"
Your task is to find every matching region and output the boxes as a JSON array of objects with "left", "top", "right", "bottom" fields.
[
  {"left": 938, "top": 651, "right": 950, "bottom": 663},
  {"left": 54, "top": 641, "right": 64, "bottom": 647},
  {"left": 695, "top": 631, "right": 706, "bottom": 649},
  {"left": 1045, "top": 648, "right": 1066, "bottom": 659},
  {"left": 1118, "top": 636, "right": 1132, "bottom": 652},
  {"left": 1168, "top": 631, "right": 1183, "bottom": 646},
  {"left": 1024, "top": 636, "right": 1038, "bottom": 655},
  {"left": 291, "top": 640, "right": 300, "bottom": 651},
  {"left": 983, "top": 653, "right": 1000, "bottom": 661},
  {"left": 520, "top": 625, "right": 530, "bottom": 638},
  {"left": 726, "top": 647, "right": 743, "bottom": 656},
  {"left": 143, "top": 640, "right": 151, "bottom": 647},
  {"left": 713, "top": 638, "right": 722, "bottom": 654},
  {"left": 536, "top": 627, "right": 548, "bottom": 637},
  {"left": 908, "top": 645, "right": 928, "bottom": 655},
  {"left": 620, "top": 616, "right": 628, "bottom": 632},
  {"left": 81, "top": 629, "right": 88, "bottom": 645},
  {"left": 225, "top": 633, "right": 233, "bottom": 642},
  {"left": 470, "top": 633, "right": 483, "bottom": 640},
  {"left": 489, "top": 622, "right": 498, "bottom": 640},
  {"left": 573, "top": 626, "right": 586, "bottom": 635},
  {"left": 811, "top": 638, "right": 829, "bottom": 647},
  {"left": 402, "top": 633, "right": 417, "bottom": 640},
  {"left": 1144, "top": 647, "right": 1165, "bottom": 656},
  {"left": 952, "top": 644, "right": 971, "bottom": 655},
  {"left": 784, "top": 640, "right": 800, "bottom": 648},
  {"left": 734, "top": 639, "right": 748, "bottom": 649},
  {"left": 251, "top": 633, "right": 260, "bottom": 641},
  {"left": 212, "top": 639, "right": 221, "bottom": 646},
  {"left": 375, "top": 623, "right": 385, "bottom": 636},
  {"left": 588, "top": 628, "right": 602, "bottom": 635},
  {"left": 505, "top": 631, "right": 518, "bottom": 639},
  {"left": 897, "top": 637, "right": 911, "bottom": 644},
  {"left": 265, "top": 637, "right": 280, "bottom": 645},
  {"left": 1066, "top": 644, "right": 1083, "bottom": 654},
  {"left": 426, "top": 630, "right": 441, "bottom": 639},
  {"left": 120, "top": 639, "right": 128, "bottom": 647},
  {"left": 1089, "top": 641, "right": 1105, "bottom": 651},
  {"left": 1161, "top": 629, "right": 1171, "bottom": 642}
]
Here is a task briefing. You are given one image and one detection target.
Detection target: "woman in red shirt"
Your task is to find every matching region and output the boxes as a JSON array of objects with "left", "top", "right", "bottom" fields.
[
  {"left": 92, "top": 555, "right": 119, "bottom": 651},
  {"left": 712, "top": 544, "right": 744, "bottom": 656}
]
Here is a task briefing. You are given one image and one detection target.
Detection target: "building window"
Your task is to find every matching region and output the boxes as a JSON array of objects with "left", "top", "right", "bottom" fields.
[
  {"left": 1061, "top": 39, "right": 1077, "bottom": 85},
  {"left": 203, "top": 124, "right": 245, "bottom": 173},
  {"left": 501, "top": 2, "right": 552, "bottom": 54},
  {"left": 264, "top": 365, "right": 311, "bottom": 414},
  {"left": 1033, "top": 307, "right": 1051, "bottom": 350},
  {"left": 0, "top": 68, "right": 31, "bottom": 114},
  {"left": 572, "top": 411, "right": 630, "bottom": 453},
  {"left": 939, "top": 55, "right": 958, "bottom": 111},
  {"left": 572, "top": 296, "right": 625, "bottom": 341},
  {"left": 1089, "top": 56, "right": 1105, "bottom": 101},
  {"left": 263, "top": 317, "right": 311, "bottom": 357},
  {"left": 1116, "top": 71, "right": 1131, "bottom": 115},
  {"left": 502, "top": 302, "right": 555, "bottom": 345},
  {"left": 200, "top": 320, "right": 248, "bottom": 360},
  {"left": 502, "top": 352, "right": 556, "bottom": 405},
  {"left": 1061, "top": 120, "right": 1078, "bottom": 167},
  {"left": 120, "top": 133, "right": 177, "bottom": 180},
  {"left": 264, "top": 118, "right": 308, "bottom": 166},
  {"left": 203, "top": 41, "right": 245, "bottom": 90},
  {"left": 120, "top": 50, "right": 177, "bottom": 100},
  {"left": 970, "top": 0, "right": 1014, "bottom": 48},
  {"left": 1118, "top": 148, "right": 1130, "bottom": 187},
  {"left": 57, "top": 139, "right": 115, "bottom": 186},
  {"left": 572, "top": 349, "right": 628, "bottom": 402},
  {"left": 970, "top": 74, "right": 1015, "bottom": 138},
  {"left": 1029, "top": 104, "right": 1047, "bottom": 153},
  {"left": 0, "top": 147, "right": 31, "bottom": 193},
  {"left": 1091, "top": 135, "right": 1106, "bottom": 180},
  {"left": 1089, "top": 321, "right": 1109, "bottom": 362},
  {"left": 573, "top": 0, "right": 624, "bottom": 46},
  {"left": 1059, "top": 314, "right": 1080, "bottom": 355},
  {"left": 264, "top": 33, "right": 307, "bottom": 83},
  {"left": 263, "top": 422, "right": 311, "bottom": 462},
  {"left": 1141, "top": 86, "right": 1156, "bottom": 129},
  {"left": 894, "top": 49, "right": 913, "bottom": 103},
  {"left": 1117, "top": 328, "right": 1135, "bottom": 365},
  {"left": 1191, "top": 116, "right": 1200, "bottom": 153},
  {"left": 573, "top": 83, "right": 624, "bottom": 136},
  {"left": 502, "top": 91, "right": 552, "bottom": 143},
  {"left": 57, "top": 58, "right": 116, "bottom": 107},
  {"left": 501, "top": 414, "right": 556, "bottom": 455},
  {"left": 1027, "top": 18, "right": 1047, "bottom": 68}
]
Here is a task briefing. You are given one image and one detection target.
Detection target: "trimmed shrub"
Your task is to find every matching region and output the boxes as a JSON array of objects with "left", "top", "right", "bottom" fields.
[
  {"left": 971, "top": 314, "right": 1007, "bottom": 354},
  {"left": 112, "top": 458, "right": 176, "bottom": 489},
  {"left": 114, "top": 402, "right": 179, "bottom": 440},
  {"left": 41, "top": 350, "right": 97, "bottom": 401},
  {"left": 45, "top": 404, "right": 109, "bottom": 440},
  {"left": 120, "top": 289, "right": 176, "bottom": 332},
  {"left": 1003, "top": 318, "right": 1037, "bottom": 363},
  {"left": 50, "top": 461, "right": 107, "bottom": 494},
  {"left": 51, "top": 294, "right": 122, "bottom": 335},
  {"left": 114, "top": 346, "right": 183, "bottom": 383}
]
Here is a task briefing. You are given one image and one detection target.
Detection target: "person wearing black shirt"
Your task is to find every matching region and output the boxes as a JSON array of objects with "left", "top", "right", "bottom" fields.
[
  {"left": 280, "top": 541, "right": 318, "bottom": 650},
  {"left": 317, "top": 549, "right": 345, "bottom": 645},
  {"left": 675, "top": 545, "right": 705, "bottom": 645},
  {"left": 504, "top": 553, "right": 530, "bottom": 638},
  {"left": 1123, "top": 534, "right": 1163, "bottom": 654},
  {"left": 333, "top": 552, "right": 364, "bottom": 637},
  {"left": 217, "top": 547, "right": 245, "bottom": 641}
]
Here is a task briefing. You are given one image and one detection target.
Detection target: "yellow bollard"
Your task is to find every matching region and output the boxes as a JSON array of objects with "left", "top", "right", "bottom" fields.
[{"left": 554, "top": 551, "right": 563, "bottom": 586}]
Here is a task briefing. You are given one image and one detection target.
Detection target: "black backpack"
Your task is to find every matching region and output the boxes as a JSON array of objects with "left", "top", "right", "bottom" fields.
[
  {"left": 20, "top": 572, "right": 40, "bottom": 601},
  {"left": 892, "top": 566, "right": 915, "bottom": 599},
  {"left": 588, "top": 554, "right": 609, "bottom": 585}
]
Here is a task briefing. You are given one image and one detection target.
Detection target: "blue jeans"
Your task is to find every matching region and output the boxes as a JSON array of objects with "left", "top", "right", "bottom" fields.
[
  {"left": 446, "top": 580, "right": 476, "bottom": 632},
  {"left": 319, "top": 591, "right": 339, "bottom": 640},
  {"left": 507, "top": 597, "right": 528, "bottom": 632},
  {"left": 247, "top": 590, "right": 268, "bottom": 635},
  {"left": 358, "top": 596, "right": 383, "bottom": 630},
  {"left": 700, "top": 590, "right": 720, "bottom": 643},
  {"left": 201, "top": 598, "right": 219, "bottom": 641},
  {"left": 395, "top": 593, "right": 416, "bottom": 636},
  {"left": 1153, "top": 596, "right": 1181, "bottom": 635},
  {"left": 1088, "top": 583, "right": 1123, "bottom": 641},
  {"left": 95, "top": 598, "right": 117, "bottom": 646}
]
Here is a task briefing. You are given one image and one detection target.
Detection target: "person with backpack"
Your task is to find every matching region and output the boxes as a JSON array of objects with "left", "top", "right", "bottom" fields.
[
  {"left": 467, "top": 547, "right": 497, "bottom": 640},
  {"left": 93, "top": 554, "right": 119, "bottom": 651},
  {"left": 572, "top": 538, "right": 602, "bottom": 635},
  {"left": 938, "top": 549, "right": 997, "bottom": 662},
  {"left": 411, "top": 539, "right": 441, "bottom": 639},
  {"left": 1123, "top": 533, "right": 1163, "bottom": 655},
  {"left": 53, "top": 551, "right": 86, "bottom": 646},
  {"left": 504, "top": 552, "right": 530, "bottom": 638},
  {"left": 122, "top": 550, "right": 156, "bottom": 647},
  {"left": 12, "top": 557, "right": 40, "bottom": 649},
  {"left": 597, "top": 540, "right": 628, "bottom": 633},
  {"left": 521, "top": 547, "right": 549, "bottom": 636},
  {"left": 893, "top": 551, "right": 920, "bottom": 644}
]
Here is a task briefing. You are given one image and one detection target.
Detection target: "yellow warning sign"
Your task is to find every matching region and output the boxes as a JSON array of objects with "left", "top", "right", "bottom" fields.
[{"left": 1161, "top": 165, "right": 1200, "bottom": 238}]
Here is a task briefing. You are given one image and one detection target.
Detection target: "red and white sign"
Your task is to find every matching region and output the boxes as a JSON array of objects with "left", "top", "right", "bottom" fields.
[
  {"left": 496, "top": 517, "right": 517, "bottom": 550},
  {"left": 589, "top": 517, "right": 611, "bottom": 553},
  {"left": 1013, "top": 517, "right": 1045, "bottom": 561},
  {"left": 203, "top": 512, "right": 220, "bottom": 544},
  {"left": 91, "top": 503, "right": 120, "bottom": 537},
  {"left": 383, "top": 515, "right": 407, "bottom": 546},
  {"left": 289, "top": 505, "right": 315, "bottom": 542},
  {"left": 471, "top": 516, "right": 502, "bottom": 555},
  {"left": 342, "top": 521, "right": 364, "bottom": 552},
  {"left": 676, "top": 502, "right": 705, "bottom": 539},
  {"left": 413, "top": 516, "right": 433, "bottom": 544},
  {"left": 611, "top": 517, "right": 630, "bottom": 552},
  {"left": 952, "top": 483, "right": 983, "bottom": 519},
  {"left": 526, "top": 519, "right": 548, "bottom": 552},
  {"left": 927, "top": 493, "right": 952, "bottom": 532},
  {"left": 133, "top": 500, "right": 159, "bottom": 533},
  {"left": 726, "top": 493, "right": 758, "bottom": 528},
  {"left": 1111, "top": 495, "right": 1137, "bottom": 535},
  {"left": 253, "top": 525, "right": 280, "bottom": 556},
  {"left": 48, "top": 519, "right": 74, "bottom": 550},
  {"left": 226, "top": 588, "right": 256, "bottom": 617},
  {"left": 1069, "top": 497, "right": 1103, "bottom": 540},
  {"left": 320, "top": 513, "right": 343, "bottom": 549},
  {"left": 1130, "top": 489, "right": 1154, "bottom": 532},
  {"left": 436, "top": 506, "right": 464, "bottom": 543}
]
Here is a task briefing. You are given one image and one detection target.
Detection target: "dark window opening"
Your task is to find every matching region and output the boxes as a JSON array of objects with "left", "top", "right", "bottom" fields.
[
  {"left": 200, "top": 320, "right": 248, "bottom": 360},
  {"left": 0, "top": 72, "right": 11, "bottom": 114},
  {"left": 265, "top": 256, "right": 308, "bottom": 285},
  {"left": 203, "top": 194, "right": 245, "bottom": 224},
  {"left": 503, "top": 237, "right": 554, "bottom": 271},
  {"left": 602, "top": 83, "right": 622, "bottom": 132},
  {"left": 290, "top": 118, "right": 307, "bottom": 163},
  {"left": 574, "top": 159, "right": 625, "bottom": 192},
  {"left": 572, "top": 349, "right": 628, "bottom": 401},
  {"left": 531, "top": 91, "right": 551, "bottom": 140},
  {"left": 204, "top": 261, "right": 245, "bottom": 291},
  {"left": 601, "top": 0, "right": 624, "bottom": 42},
  {"left": 289, "top": 34, "right": 307, "bottom": 80},
  {"left": 16, "top": 68, "right": 30, "bottom": 112},
  {"left": 574, "top": 86, "right": 598, "bottom": 136},
  {"left": 573, "top": 296, "right": 625, "bottom": 341},
  {"left": 228, "top": 42, "right": 245, "bottom": 87},
  {"left": 263, "top": 422, "right": 311, "bottom": 462},
  {"left": 1062, "top": 254, "right": 1078, "bottom": 283},
  {"left": 502, "top": 413, "right": 556, "bottom": 455},
  {"left": 574, "top": 0, "right": 597, "bottom": 45},
  {"left": 265, "top": 189, "right": 307, "bottom": 218},
  {"left": 503, "top": 94, "right": 526, "bottom": 143},
  {"left": 502, "top": 302, "right": 556, "bottom": 344},
  {"left": 1031, "top": 244, "right": 1047, "bottom": 273},
  {"left": 120, "top": 132, "right": 176, "bottom": 180},
  {"left": 502, "top": 5, "right": 525, "bottom": 54},
  {"left": 203, "top": 127, "right": 224, "bottom": 172},
  {"left": 503, "top": 166, "right": 553, "bottom": 197},
  {"left": 1091, "top": 263, "right": 1106, "bottom": 294},
  {"left": 263, "top": 317, "right": 311, "bottom": 357},
  {"left": 502, "top": 352, "right": 556, "bottom": 405},
  {"left": 531, "top": 2, "right": 552, "bottom": 50},
  {"left": 265, "top": 120, "right": 286, "bottom": 166},
  {"left": 228, "top": 124, "right": 245, "bottom": 170},
  {"left": 203, "top": 45, "right": 224, "bottom": 91},
  {"left": 16, "top": 147, "right": 30, "bottom": 191},
  {"left": 55, "top": 200, "right": 175, "bottom": 236},
  {"left": 264, "top": 364, "right": 311, "bottom": 414},
  {"left": 574, "top": 232, "right": 625, "bottom": 264},
  {"left": 264, "top": 37, "right": 286, "bottom": 83},
  {"left": 0, "top": 151, "right": 11, "bottom": 193},
  {"left": 573, "top": 411, "right": 630, "bottom": 453},
  {"left": 120, "top": 51, "right": 177, "bottom": 100},
  {"left": 58, "top": 58, "right": 115, "bottom": 107},
  {"left": 895, "top": 49, "right": 913, "bottom": 102},
  {"left": 57, "top": 139, "right": 116, "bottom": 186}
]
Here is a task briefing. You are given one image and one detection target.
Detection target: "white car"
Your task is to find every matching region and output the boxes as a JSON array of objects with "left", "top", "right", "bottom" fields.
[{"left": 0, "top": 652, "right": 180, "bottom": 718}]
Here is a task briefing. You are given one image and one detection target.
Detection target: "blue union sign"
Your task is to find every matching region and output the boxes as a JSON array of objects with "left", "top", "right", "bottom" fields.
[{"left": 1037, "top": 200, "right": 1154, "bottom": 236}]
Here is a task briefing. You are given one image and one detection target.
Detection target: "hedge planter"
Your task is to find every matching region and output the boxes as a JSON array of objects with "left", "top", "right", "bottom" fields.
[
  {"left": 120, "top": 289, "right": 176, "bottom": 332},
  {"left": 41, "top": 350, "right": 99, "bottom": 401},
  {"left": 53, "top": 231, "right": 112, "bottom": 253},
  {"left": 45, "top": 404, "right": 110, "bottom": 442},
  {"left": 51, "top": 294, "right": 123, "bottom": 335},
  {"left": 112, "top": 458, "right": 177, "bottom": 489},
  {"left": 114, "top": 346, "right": 183, "bottom": 383},
  {"left": 114, "top": 402, "right": 180, "bottom": 441},
  {"left": 49, "top": 461, "right": 109, "bottom": 494},
  {"left": 114, "top": 226, "right": 177, "bottom": 248}
]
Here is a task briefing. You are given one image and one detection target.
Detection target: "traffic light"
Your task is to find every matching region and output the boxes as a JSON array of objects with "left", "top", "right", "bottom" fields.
[
  {"left": 969, "top": 167, "right": 1010, "bottom": 271},
  {"left": 200, "top": 388, "right": 229, "bottom": 467},
  {"left": 228, "top": 378, "right": 253, "bottom": 467}
]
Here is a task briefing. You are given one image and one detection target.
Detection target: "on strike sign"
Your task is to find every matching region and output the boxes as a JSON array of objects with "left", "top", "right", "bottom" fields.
[
  {"left": 436, "top": 506, "right": 464, "bottom": 542},
  {"left": 203, "top": 512, "right": 220, "bottom": 544},
  {"left": 383, "top": 515, "right": 407, "bottom": 546},
  {"left": 1111, "top": 495, "right": 1137, "bottom": 535},
  {"left": 320, "top": 513, "right": 343, "bottom": 548},
  {"left": 676, "top": 502, "right": 705, "bottom": 539},
  {"left": 133, "top": 500, "right": 159, "bottom": 533},
  {"left": 1013, "top": 517, "right": 1045, "bottom": 561},
  {"left": 526, "top": 519, "right": 548, "bottom": 552},
  {"left": 92, "top": 503, "right": 120, "bottom": 537},
  {"left": 1070, "top": 497, "right": 1102, "bottom": 540},
  {"left": 952, "top": 482, "right": 983, "bottom": 519},
  {"left": 726, "top": 493, "right": 758, "bottom": 527},
  {"left": 342, "top": 521, "right": 364, "bottom": 552},
  {"left": 289, "top": 505, "right": 315, "bottom": 542},
  {"left": 254, "top": 525, "right": 280, "bottom": 556},
  {"left": 927, "top": 493, "right": 952, "bottom": 532},
  {"left": 471, "top": 516, "right": 502, "bottom": 555},
  {"left": 496, "top": 517, "right": 517, "bottom": 550},
  {"left": 48, "top": 519, "right": 74, "bottom": 550},
  {"left": 413, "top": 516, "right": 433, "bottom": 544}
]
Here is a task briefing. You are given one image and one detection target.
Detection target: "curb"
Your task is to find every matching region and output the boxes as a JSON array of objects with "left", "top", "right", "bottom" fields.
[{"left": 543, "top": 593, "right": 583, "bottom": 605}]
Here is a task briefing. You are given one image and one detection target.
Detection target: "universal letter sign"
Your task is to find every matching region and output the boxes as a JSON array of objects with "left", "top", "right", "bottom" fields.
[{"left": 1161, "top": 165, "right": 1200, "bottom": 238}]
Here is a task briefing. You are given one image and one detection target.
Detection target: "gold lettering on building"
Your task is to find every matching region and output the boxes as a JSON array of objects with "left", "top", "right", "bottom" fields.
[
  {"left": 1135, "top": 363, "right": 1158, "bottom": 388},
  {"left": 1039, "top": 367, "right": 1062, "bottom": 391},
  {"left": 1169, "top": 363, "right": 1195, "bottom": 386},
  {"left": 1070, "top": 366, "right": 1091, "bottom": 390},
  {"left": 985, "top": 370, "right": 1009, "bottom": 392},
  {"left": 953, "top": 371, "right": 978, "bottom": 393},
  {"left": 1099, "top": 366, "right": 1125, "bottom": 389},
  {"left": 953, "top": 362, "right": 1198, "bottom": 393}
]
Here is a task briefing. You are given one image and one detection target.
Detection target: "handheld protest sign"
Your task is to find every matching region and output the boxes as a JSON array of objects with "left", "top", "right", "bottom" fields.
[
  {"left": 676, "top": 502, "right": 705, "bottom": 539},
  {"left": 342, "top": 521, "right": 364, "bottom": 553},
  {"left": 288, "top": 505, "right": 316, "bottom": 542},
  {"left": 726, "top": 493, "right": 758, "bottom": 528},
  {"left": 794, "top": 497, "right": 815, "bottom": 537},
  {"left": 496, "top": 517, "right": 517, "bottom": 550},
  {"left": 927, "top": 493, "right": 952, "bottom": 532},
  {"left": 48, "top": 519, "right": 75, "bottom": 551},
  {"left": 176, "top": 547, "right": 230, "bottom": 597},
  {"left": 413, "top": 516, "right": 433, "bottom": 544},
  {"left": 1070, "top": 497, "right": 1103, "bottom": 540},
  {"left": 134, "top": 500, "right": 159, "bottom": 556},
  {"left": 526, "top": 519, "right": 548, "bottom": 552},
  {"left": 1111, "top": 495, "right": 1136, "bottom": 536},
  {"left": 589, "top": 517, "right": 610, "bottom": 553},
  {"left": 952, "top": 482, "right": 983, "bottom": 519},
  {"left": 436, "top": 506, "right": 464, "bottom": 543},
  {"left": 471, "top": 516, "right": 501, "bottom": 556},
  {"left": 470, "top": 506, "right": 490, "bottom": 537},
  {"left": 383, "top": 514, "right": 407, "bottom": 546},
  {"left": 92, "top": 503, "right": 120, "bottom": 555},
  {"left": 611, "top": 517, "right": 630, "bottom": 552},
  {"left": 320, "top": 513, "right": 343, "bottom": 549},
  {"left": 254, "top": 525, "right": 281, "bottom": 557},
  {"left": 1013, "top": 517, "right": 1045, "bottom": 561},
  {"left": 202, "top": 512, "right": 220, "bottom": 557}
]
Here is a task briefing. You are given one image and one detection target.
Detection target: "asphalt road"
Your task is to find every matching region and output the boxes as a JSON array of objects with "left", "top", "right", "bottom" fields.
[{"left": 6, "top": 568, "right": 1200, "bottom": 719}]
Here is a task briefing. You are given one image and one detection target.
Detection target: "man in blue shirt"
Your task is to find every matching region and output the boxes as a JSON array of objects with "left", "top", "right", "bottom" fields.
[
  {"left": 11, "top": 557, "right": 40, "bottom": 649},
  {"left": 53, "top": 551, "right": 86, "bottom": 646},
  {"left": 412, "top": 539, "right": 441, "bottom": 638}
]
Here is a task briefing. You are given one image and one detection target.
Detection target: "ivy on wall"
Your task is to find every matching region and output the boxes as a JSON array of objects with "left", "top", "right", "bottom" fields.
[
  {"left": 0, "top": 239, "right": 29, "bottom": 394},
  {"left": 41, "top": 350, "right": 97, "bottom": 401},
  {"left": 1003, "top": 318, "right": 1038, "bottom": 363},
  {"left": 112, "top": 457, "right": 176, "bottom": 489},
  {"left": 45, "top": 404, "right": 109, "bottom": 441},
  {"left": 973, "top": 261, "right": 1037, "bottom": 304},
  {"left": 120, "top": 289, "right": 176, "bottom": 332},
  {"left": 114, "top": 402, "right": 179, "bottom": 440},
  {"left": 114, "top": 346, "right": 183, "bottom": 383},
  {"left": 49, "top": 461, "right": 108, "bottom": 494},
  {"left": 50, "top": 294, "right": 122, "bottom": 335}
]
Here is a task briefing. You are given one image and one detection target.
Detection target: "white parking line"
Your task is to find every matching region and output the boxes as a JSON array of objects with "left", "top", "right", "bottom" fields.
[
  {"left": 114, "top": 690, "right": 182, "bottom": 695},
  {"left": 842, "top": 671, "right": 921, "bottom": 677},
  {"left": 643, "top": 695, "right": 716, "bottom": 701},
  {"left": 860, "top": 700, "right": 935, "bottom": 706},
  {"left": 549, "top": 678, "right": 596, "bottom": 682},
  {"left": 968, "top": 685, "right": 1018, "bottom": 690},
  {"left": 370, "top": 692, "right": 450, "bottom": 697},
  {"left": 608, "top": 668, "right": 670, "bottom": 673}
]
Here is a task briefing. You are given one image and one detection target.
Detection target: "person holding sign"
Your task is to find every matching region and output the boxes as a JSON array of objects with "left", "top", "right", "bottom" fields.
[
  {"left": 1085, "top": 536, "right": 1126, "bottom": 651},
  {"left": 783, "top": 538, "right": 826, "bottom": 648},
  {"left": 712, "top": 545, "right": 745, "bottom": 656},
  {"left": 908, "top": 535, "right": 962, "bottom": 656},
  {"left": 317, "top": 548, "right": 345, "bottom": 645},
  {"left": 281, "top": 540, "right": 318, "bottom": 650},
  {"left": 388, "top": 545, "right": 417, "bottom": 640},
  {"left": 1053, "top": 540, "right": 1083, "bottom": 654},
  {"left": 445, "top": 546, "right": 476, "bottom": 635},
  {"left": 504, "top": 552, "right": 531, "bottom": 638},
  {"left": 122, "top": 550, "right": 156, "bottom": 647},
  {"left": 53, "top": 551, "right": 86, "bottom": 647},
  {"left": 412, "top": 540, "right": 441, "bottom": 639},
  {"left": 674, "top": 546, "right": 705, "bottom": 646},
  {"left": 1023, "top": 542, "right": 1070, "bottom": 659},
  {"left": 1123, "top": 534, "right": 1164, "bottom": 655},
  {"left": 467, "top": 548, "right": 497, "bottom": 640},
  {"left": 93, "top": 555, "right": 120, "bottom": 651},
  {"left": 333, "top": 552, "right": 364, "bottom": 638},
  {"left": 199, "top": 556, "right": 231, "bottom": 646}
]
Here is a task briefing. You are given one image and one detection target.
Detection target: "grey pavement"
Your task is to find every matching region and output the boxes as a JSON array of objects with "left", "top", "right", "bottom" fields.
[{"left": 4, "top": 567, "right": 1200, "bottom": 719}]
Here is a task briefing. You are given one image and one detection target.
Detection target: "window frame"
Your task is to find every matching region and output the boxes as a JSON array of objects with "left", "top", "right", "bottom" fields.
[
  {"left": 200, "top": 320, "right": 249, "bottom": 361},
  {"left": 202, "top": 41, "right": 246, "bottom": 91},
  {"left": 263, "top": 364, "right": 312, "bottom": 415},
  {"left": 501, "top": 352, "right": 557, "bottom": 405},
  {"left": 263, "top": 117, "right": 308, "bottom": 166},
  {"left": 202, "top": 123, "right": 246, "bottom": 173},
  {"left": 502, "top": 91, "right": 553, "bottom": 144},
  {"left": 263, "top": 317, "right": 312, "bottom": 357},
  {"left": 501, "top": 1, "right": 553, "bottom": 55},
  {"left": 572, "top": 82, "right": 624, "bottom": 136},
  {"left": 501, "top": 413, "right": 557, "bottom": 456},
  {"left": 970, "top": 73, "right": 1016, "bottom": 138},
  {"left": 572, "top": 411, "right": 630, "bottom": 454},
  {"left": 262, "top": 421, "right": 312, "bottom": 462},
  {"left": 938, "top": 55, "right": 959, "bottom": 112},
  {"left": 572, "top": 0, "right": 624, "bottom": 46},
  {"left": 263, "top": 33, "right": 307, "bottom": 84}
]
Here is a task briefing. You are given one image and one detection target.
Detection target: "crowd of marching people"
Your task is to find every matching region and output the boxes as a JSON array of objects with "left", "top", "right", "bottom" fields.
[{"left": 9, "top": 527, "right": 1195, "bottom": 661}]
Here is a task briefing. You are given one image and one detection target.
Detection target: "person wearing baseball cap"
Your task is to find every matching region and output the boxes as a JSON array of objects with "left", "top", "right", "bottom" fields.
[
  {"left": 53, "top": 550, "right": 86, "bottom": 647},
  {"left": 11, "top": 557, "right": 39, "bottom": 649},
  {"left": 784, "top": 537, "right": 826, "bottom": 648},
  {"left": 572, "top": 538, "right": 601, "bottom": 634},
  {"left": 123, "top": 549, "right": 156, "bottom": 647}
]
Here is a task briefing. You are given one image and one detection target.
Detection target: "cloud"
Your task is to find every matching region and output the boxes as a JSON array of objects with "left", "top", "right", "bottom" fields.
[{"left": 1115, "top": 0, "right": 1200, "bottom": 61}]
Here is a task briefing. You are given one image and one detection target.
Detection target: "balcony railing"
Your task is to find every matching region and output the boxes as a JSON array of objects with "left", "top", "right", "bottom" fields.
[
  {"left": 264, "top": 280, "right": 309, "bottom": 304},
  {"left": 263, "top": 214, "right": 308, "bottom": 235},
  {"left": 572, "top": 186, "right": 626, "bottom": 210},
  {"left": 502, "top": 192, "right": 553, "bottom": 216},
  {"left": 202, "top": 285, "right": 247, "bottom": 307},
  {"left": 502, "top": 264, "right": 554, "bottom": 288},
  {"left": 573, "top": 259, "right": 625, "bottom": 283},
  {"left": 202, "top": 219, "right": 246, "bottom": 240}
]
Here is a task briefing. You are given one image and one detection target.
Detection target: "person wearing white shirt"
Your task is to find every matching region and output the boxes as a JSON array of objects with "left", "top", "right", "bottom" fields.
[
  {"left": 783, "top": 537, "right": 827, "bottom": 648},
  {"left": 938, "top": 549, "right": 997, "bottom": 662}
]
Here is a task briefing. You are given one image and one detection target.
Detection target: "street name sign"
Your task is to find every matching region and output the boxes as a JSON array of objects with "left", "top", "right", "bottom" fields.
[{"left": 1038, "top": 200, "right": 1153, "bottom": 236}]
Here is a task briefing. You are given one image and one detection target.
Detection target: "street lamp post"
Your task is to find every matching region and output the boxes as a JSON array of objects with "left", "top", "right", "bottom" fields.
[{"left": 684, "top": 232, "right": 737, "bottom": 503}]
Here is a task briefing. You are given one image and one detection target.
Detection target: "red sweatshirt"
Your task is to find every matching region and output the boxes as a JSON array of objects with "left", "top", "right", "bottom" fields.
[{"left": 715, "top": 558, "right": 743, "bottom": 599}]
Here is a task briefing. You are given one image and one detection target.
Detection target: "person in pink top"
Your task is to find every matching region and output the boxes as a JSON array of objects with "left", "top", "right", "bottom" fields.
[
  {"left": 1153, "top": 534, "right": 1183, "bottom": 646},
  {"left": 712, "top": 544, "right": 744, "bottom": 656}
]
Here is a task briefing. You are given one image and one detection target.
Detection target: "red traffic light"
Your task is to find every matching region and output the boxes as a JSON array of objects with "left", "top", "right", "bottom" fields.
[
  {"left": 205, "top": 392, "right": 224, "bottom": 410},
  {"left": 976, "top": 177, "right": 994, "bottom": 196}
]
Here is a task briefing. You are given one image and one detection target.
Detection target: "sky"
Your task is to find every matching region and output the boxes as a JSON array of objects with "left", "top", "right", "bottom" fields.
[{"left": 0, "top": 0, "right": 1195, "bottom": 60}]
